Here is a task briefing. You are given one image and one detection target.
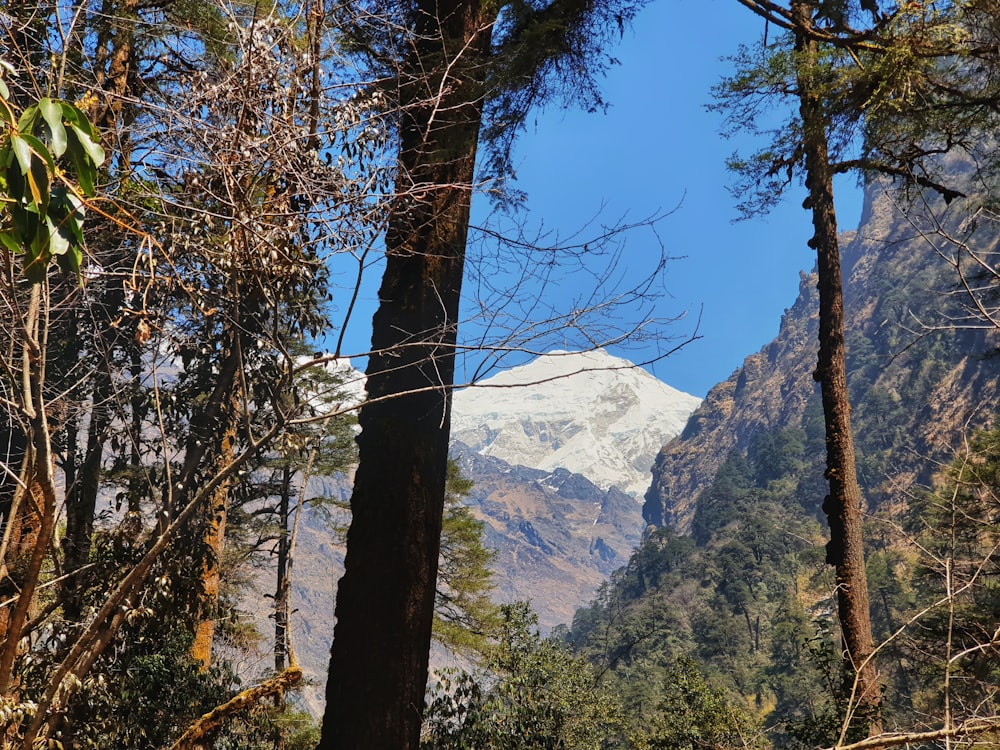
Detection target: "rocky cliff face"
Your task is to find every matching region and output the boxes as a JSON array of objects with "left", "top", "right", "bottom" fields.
[
  {"left": 451, "top": 444, "right": 645, "bottom": 628},
  {"left": 645, "top": 177, "right": 1000, "bottom": 533}
]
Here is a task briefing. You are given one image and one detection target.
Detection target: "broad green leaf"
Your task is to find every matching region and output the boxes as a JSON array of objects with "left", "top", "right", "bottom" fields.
[
  {"left": 20, "top": 133, "right": 55, "bottom": 172},
  {"left": 17, "top": 105, "right": 39, "bottom": 134},
  {"left": 10, "top": 134, "right": 32, "bottom": 176},
  {"left": 10, "top": 197, "right": 39, "bottom": 243},
  {"left": 0, "top": 78, "right": 8, "bottom": 101},
  {"left": 60, "top": 102, "right": 95, "bottom": 137},
  {"left": 64, "top": 134, "right": 95, "bottom": 196},
  {"left": 45, "top": 214, "right": 70, "bottom": 256},
  {"left": 38, "top": 98, "right": 67, "bottom": 157},
  {"left": 49, "top": 188, "right": 85, "bottom": 246},
  {"left": 70, "top": 124, "right": 105, "bottom": 168},
  {"left": 0, "top": 231, "right": 21, "bottom": 255},
  {"left": 27, "top": 151, "right": 51, "bottom": 210},
  {"left": 59, "top": 101, "right": 81, "bottom": 126},
  {"left": 6, "top": 162, "right": 25, "bottom": 201}
]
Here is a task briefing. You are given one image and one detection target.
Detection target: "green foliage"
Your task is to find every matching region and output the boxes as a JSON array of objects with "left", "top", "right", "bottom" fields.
[
  {"left": 779, "top": 619, "right": 857, "bottom": 749},
  {"left": 435, "top": 460, "right": 503, "bottom": 657},
  {"left": 898, "top": 427, "right": 1000, "bottom": 723},
  {"left": 631, "top": 657, "right": 765, "bottom": 750},
  {"left": 691, "top": 450, "right": 753, "bottom": 544},
  {"left": 567, "top": 426, "right": 833, "bottom": 747},
  {"left": 48, "top": 626, "right": 231, "bottom": 749},
  {"left": 601, "top": 411, "right": 1000, "bottom": 749},
  {"left": 422, "top": 602, "right": 626, "bottom": 750},
  {"left": 0, "top": 82, "right": 104, "bottom": 280}
]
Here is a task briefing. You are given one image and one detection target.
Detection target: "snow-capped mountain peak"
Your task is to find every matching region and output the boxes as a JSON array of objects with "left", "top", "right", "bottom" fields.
[{"left": 450, "top": 349, "right": 701, "bottom": 498}]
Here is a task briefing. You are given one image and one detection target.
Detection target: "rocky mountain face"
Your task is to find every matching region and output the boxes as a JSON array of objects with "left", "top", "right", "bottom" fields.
[
  {"left": 448, "top": 349, "right": 700, "bottom": 626},
  {"left": 644, "top": 174, "right": 1000, "bottom": 534},
  {"left": 450, "top": 446, "right": 642, "bottom": 627}
]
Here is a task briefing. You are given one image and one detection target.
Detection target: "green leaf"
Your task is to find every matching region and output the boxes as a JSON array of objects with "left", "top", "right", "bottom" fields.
[
  {"left": 26, "top": 151, "right": 51, "bottom": 211},
  {"left": 60, "top": 102, "right": 95, "bottom": 138},
  {"left": 0, "top": 78, "right": 8, "bottom": 102},
  {"left": 0, "top": 231, "right": 21, "bottom": 255},
  {"left": 70, "top": 124, "right": 105, "bottom": 168},
  {"left": 55, "top": 243, "right": 82, "bottom": 277},
  {"left": 38, "top": 98, "right": 68, "bottom": 157},
  {"left": 10, "top": 134, "right": 32, "bottom": 176},
  {"left": 45, "top": 214, "right": 70, "bottom": 256},
  {"left": 64, "top": 133, "right": 95, "bottom": 196},
  {"left": 16, "top": 104, "right": 39, "bottom": 135},
  {"left": 20, "top": 132, "right": 55, "bottom": 172},
  {"left": 22, "top": 238, "right": 47, "bottom": 283},
  {"left": 49, "top": 187, "right": 85, "bottom": 247}
]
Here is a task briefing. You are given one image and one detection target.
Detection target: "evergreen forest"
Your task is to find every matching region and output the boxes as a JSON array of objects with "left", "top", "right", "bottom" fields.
[{"left": 3, "top": 1, "right": 1000, "bottom": 749}]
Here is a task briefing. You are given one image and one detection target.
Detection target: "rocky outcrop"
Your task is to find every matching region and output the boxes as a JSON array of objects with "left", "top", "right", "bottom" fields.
[{"left": 452, "top": 444, "right": 645, "bottom": 628}]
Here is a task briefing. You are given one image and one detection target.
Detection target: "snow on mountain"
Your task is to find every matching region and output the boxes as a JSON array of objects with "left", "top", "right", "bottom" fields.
[{"left": 450, "top": 349, "right": 701, "bottom": 498}]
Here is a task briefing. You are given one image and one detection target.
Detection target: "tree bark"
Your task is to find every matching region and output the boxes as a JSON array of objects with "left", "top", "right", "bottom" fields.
[
  {"left": 0, "top": 285, "right": 60, "bottom": 696},
  {"left": 792, "top": 0, "right": 880, "bottom": 731},
  {"left": 190, "top": 407, "right": 235, "bottom": 668},
  {"left": 187, "top": 326, "right": 243, "bottom": 668},
  {"left": 319, "top": 3, "right": 492, "bottom": 748},
  {"left": 274, "top": 464, "right": 291, "bottom": 674}
]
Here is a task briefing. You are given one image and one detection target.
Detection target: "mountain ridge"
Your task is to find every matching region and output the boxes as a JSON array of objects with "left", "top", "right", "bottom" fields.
[{"left": 644, "top": 175, "right": 1000, "bottom": 533}]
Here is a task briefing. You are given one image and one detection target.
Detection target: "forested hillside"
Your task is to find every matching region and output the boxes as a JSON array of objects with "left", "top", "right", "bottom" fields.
[{"left": 568, "top": 173, "right": 1000, "bottom": 746}]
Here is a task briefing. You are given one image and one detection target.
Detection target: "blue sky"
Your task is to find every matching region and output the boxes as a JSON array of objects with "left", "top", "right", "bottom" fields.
[
  {"left": 333, "top": 0, "right": 864, "bottom": 399},
  {"left": 486, "top": 0, "right": 865, "bottom": 398}
]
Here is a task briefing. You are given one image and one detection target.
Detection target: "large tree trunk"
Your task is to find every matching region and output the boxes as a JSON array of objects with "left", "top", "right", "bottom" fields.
[
  {"left": 274, "top": 464, "right": 292, "bottom": 674},
  {"left": 185, "top": 325, "right": 243, "bottom": 668},
  {"left": 793, "top": 0, "right": 880, "bottom": 732},
  {"left": 320, "top": 3, "right": 492, "bottom": 748},
  {"left": 0, "top": 286, "right": 60, "bottom": 696}
]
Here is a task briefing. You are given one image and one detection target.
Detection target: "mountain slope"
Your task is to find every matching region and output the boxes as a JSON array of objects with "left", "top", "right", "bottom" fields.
[
  {"left": 644, "top": 174, "right": 1000, "bottom": 532},
  {"left": 451, "top": 445, "right": 646, "bottom": 628},
  {"left": 564, "top": 172, "right": 1000, "bottom": 750}
]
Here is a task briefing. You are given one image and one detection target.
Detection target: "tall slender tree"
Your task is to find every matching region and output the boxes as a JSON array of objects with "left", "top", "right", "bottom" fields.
[
  {"left": 714, "top": 0, "right": 887, "bottom": 734},
  {"left": 716, "top": 0, "right": 1000, "bottom": 735},
  {"left": 790, "top": 0, "right": 879, "bottom": 730}
]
